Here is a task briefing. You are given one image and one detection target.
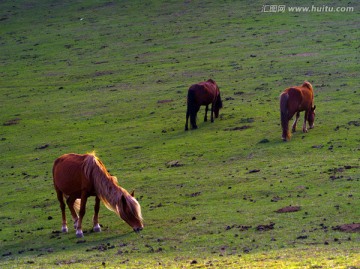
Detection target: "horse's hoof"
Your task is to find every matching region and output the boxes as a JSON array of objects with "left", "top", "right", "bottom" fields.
[
  {"left": 62, "top": 226, "right": 68, "bottom": 233},
  {"left": 93, "top": 224, "right": 101, "bottom": 233},
  {"left": 76, "top": 230, "right": 84, "bottom": 238}
]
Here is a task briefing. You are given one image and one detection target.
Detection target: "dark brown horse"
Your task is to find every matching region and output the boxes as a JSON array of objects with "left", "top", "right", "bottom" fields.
[
  {"left": 53, "top": 152, "right": 143, "bottom": 237},
  {"left": 280, "top": 81, "right": 316, "bottom": 141},
  {"left": 185, "top": 79, "right": 223, "bottom": 130}
]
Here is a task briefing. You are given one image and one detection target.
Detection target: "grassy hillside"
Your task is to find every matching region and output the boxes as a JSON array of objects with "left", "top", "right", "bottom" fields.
[{"left": 1, "top": 0, "right": 359, "bottom": 268}]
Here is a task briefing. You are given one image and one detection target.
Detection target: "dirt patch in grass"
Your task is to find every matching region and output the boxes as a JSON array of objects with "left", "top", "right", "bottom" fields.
[
  {"left": 348, "top": 120, "right": 360, "bottom": 127},
  {"left": 276, "top": 206, "right": 301, "bottom": 213},
  {"left": 224, "top": 125, "right": 251, "bottom": 131},
  {"left": 166, "top": 160, "right": 184, "bottom": 168},
  {"left": 93, "top": 70, "right": 114, "bottom": 77},
  {"left": 35, "top": 144, "right": 50, "bottom": 150},
  {"left": 247, "top": 169, "right": 260, "bottom": 174},
  {"left": 256, "top": 223, "right": 275, "bottom": 231},
  {"left": 3, "top": 118, "right": 21, "bottom": 126},
  {"left": 55, "top": 259, "right": 84, "bottom": 265},
  {"left": 157, "top": 99, "right": 173, "bottom": 104},
  {"left": 332, "top": 223, "right": 360, "bottom": 233},
  {"left": 281, "top": 52, "right": 318, "bottom": 58}
]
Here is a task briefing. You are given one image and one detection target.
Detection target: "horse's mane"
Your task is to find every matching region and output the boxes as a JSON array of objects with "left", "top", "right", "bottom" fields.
[
  {"left": 207, "top": 78, "right": 216, "bottom": 84},
  {"left": 82, "top": 152, "right": 143, "bottom": 224},
  {"left": 302, "top": 81, "right": 313, "bottom": 90}
]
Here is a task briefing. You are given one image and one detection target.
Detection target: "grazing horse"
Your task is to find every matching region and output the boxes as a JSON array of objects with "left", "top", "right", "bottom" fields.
[
  {"left": 280, "top": 81, "right": 316, "bottom": 141},
  {"left": 53, "top": 152, "right": 143, "bottom": 237},
  {"left": 185, "top": 79, "right": 223, "bottom": 130}
]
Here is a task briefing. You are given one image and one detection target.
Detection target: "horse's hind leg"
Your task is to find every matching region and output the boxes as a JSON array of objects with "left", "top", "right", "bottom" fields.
[
  {"left": 204, "top": 105, "right": 208, "bottom": 122},
  {"left": 93, "top": 196, "right": 101, "bottom": 232},
  {"left": 75, "top": 193, "right": 88, "bottom": 238},
  {"left": 302, "top": 110, "right": 308, "bottom": 133},
  {"left": 56, "top": 190, "right": 68, "bottom": 232},
  {"left": 210, "top": 103, "right": 214, "bottom": 123},
  {"left": 66, "top": 196, "right": 79, "bottom": 230},
  {"left": 292, "top": 112, "right": 300, "bottom": 132},
  {"left": 190, "top": 105, "right": 200, "bottom": 129},
  {"left": 185, "top": 109, "right": 189, "bottom": 131}
]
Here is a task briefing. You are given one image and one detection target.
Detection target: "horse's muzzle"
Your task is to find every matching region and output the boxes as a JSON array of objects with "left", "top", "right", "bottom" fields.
[{"left": 134, "top": 227, "right": 143, "bottom": 233}]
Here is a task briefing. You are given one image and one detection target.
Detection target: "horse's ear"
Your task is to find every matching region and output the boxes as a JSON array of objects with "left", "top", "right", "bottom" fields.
[{"left": 131, "top": 190, "right": 135, "bottom": 197}]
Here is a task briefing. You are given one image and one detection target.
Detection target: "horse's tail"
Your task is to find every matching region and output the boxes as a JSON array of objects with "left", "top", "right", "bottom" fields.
[
  {"left": 187, "top": 86, "right": 198, "bottom": 129},
  {"left": 217, "top": 91, "right": 223, "bottom": 109},
  {"left": 62, "top": 194, "right": 81, "bottom": 213},
  {"left": 71, "top": 198, "right": 81, "bottom": 212},
  {"left": 280, "top": 92, "right": 291, "bottom": 141}
]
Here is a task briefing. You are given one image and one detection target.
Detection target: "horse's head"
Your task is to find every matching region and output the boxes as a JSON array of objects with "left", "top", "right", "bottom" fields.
[
  {"left": 117, "top": 191, "right": 144, "bottom": 232},
  {"left": 308, "top": 105, "right": 316, "bottom": 128}
]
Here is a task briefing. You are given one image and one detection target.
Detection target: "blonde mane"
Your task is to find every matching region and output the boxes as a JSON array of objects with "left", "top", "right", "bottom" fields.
[
  {"left": 302, "top": 81, "right": 313, "bottom": 91},
  {"left": 82, "top": 152, "right": 143, "bottom": 224}
]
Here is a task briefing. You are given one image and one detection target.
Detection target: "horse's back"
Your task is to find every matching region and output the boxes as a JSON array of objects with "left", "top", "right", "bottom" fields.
[
  {"left": 286, "top": 87, "right": 303, "bottom": 101},
  {"left": 282, "top": 83, "right": 313, "bottom": 113},
  {"left": 53, "top": 153, "right": 86, "bottom": 172},
  {"left": 188, "top": 81, "right": 218, "bottom": 105},
  {"left": 200, "top": 80, "right": 218, "bottom": 94},
  {"left": 53, "top": 154, "right": 87, "bottom": 195},
  {"left": 290, "top": 86, "right": 313, "bottom": 108}
]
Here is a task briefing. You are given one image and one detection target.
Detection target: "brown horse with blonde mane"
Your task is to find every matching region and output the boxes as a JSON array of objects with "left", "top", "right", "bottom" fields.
[
  {"left": 53, "top": 152, "right": 143, "bottom": 237},
  {"left": 185, "top": 79, "right": 223, "bottom": 130},
  {"left": 280, "top": 81, "right": 316, "bottom": 141}
]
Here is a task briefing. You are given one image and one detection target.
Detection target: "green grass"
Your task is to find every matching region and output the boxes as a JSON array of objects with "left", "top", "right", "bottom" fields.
[{"left": 1, "top": 0, "right": 359, "bottom": 268}]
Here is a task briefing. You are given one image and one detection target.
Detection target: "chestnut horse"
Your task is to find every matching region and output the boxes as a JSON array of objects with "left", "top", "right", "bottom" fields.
[
  {"left": 53, "top": 152, "right": 143, "bottom": 237},
  {"left": 185, "top": 79, "right": 223, "bottom": 130},
  {"left": 280, "top": 81, "right": 316, "bottom": 141}
]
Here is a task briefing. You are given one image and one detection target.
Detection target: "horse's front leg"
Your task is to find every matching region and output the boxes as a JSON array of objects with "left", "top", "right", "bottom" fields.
[
  {"left": 292, "top": 112, "right": 300, "bottom": 132},
  {"left": 76, "top": 194, "right": 88, "bottom": 238},
  {"left": 93, "top": 196, "right": 101, "bottom": 232},
  {"left": 204, "top": 105, "right": 208, "bottom": 122},
  {"left": 302, "top": 111, "right": 308, "bottom": 133}
]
